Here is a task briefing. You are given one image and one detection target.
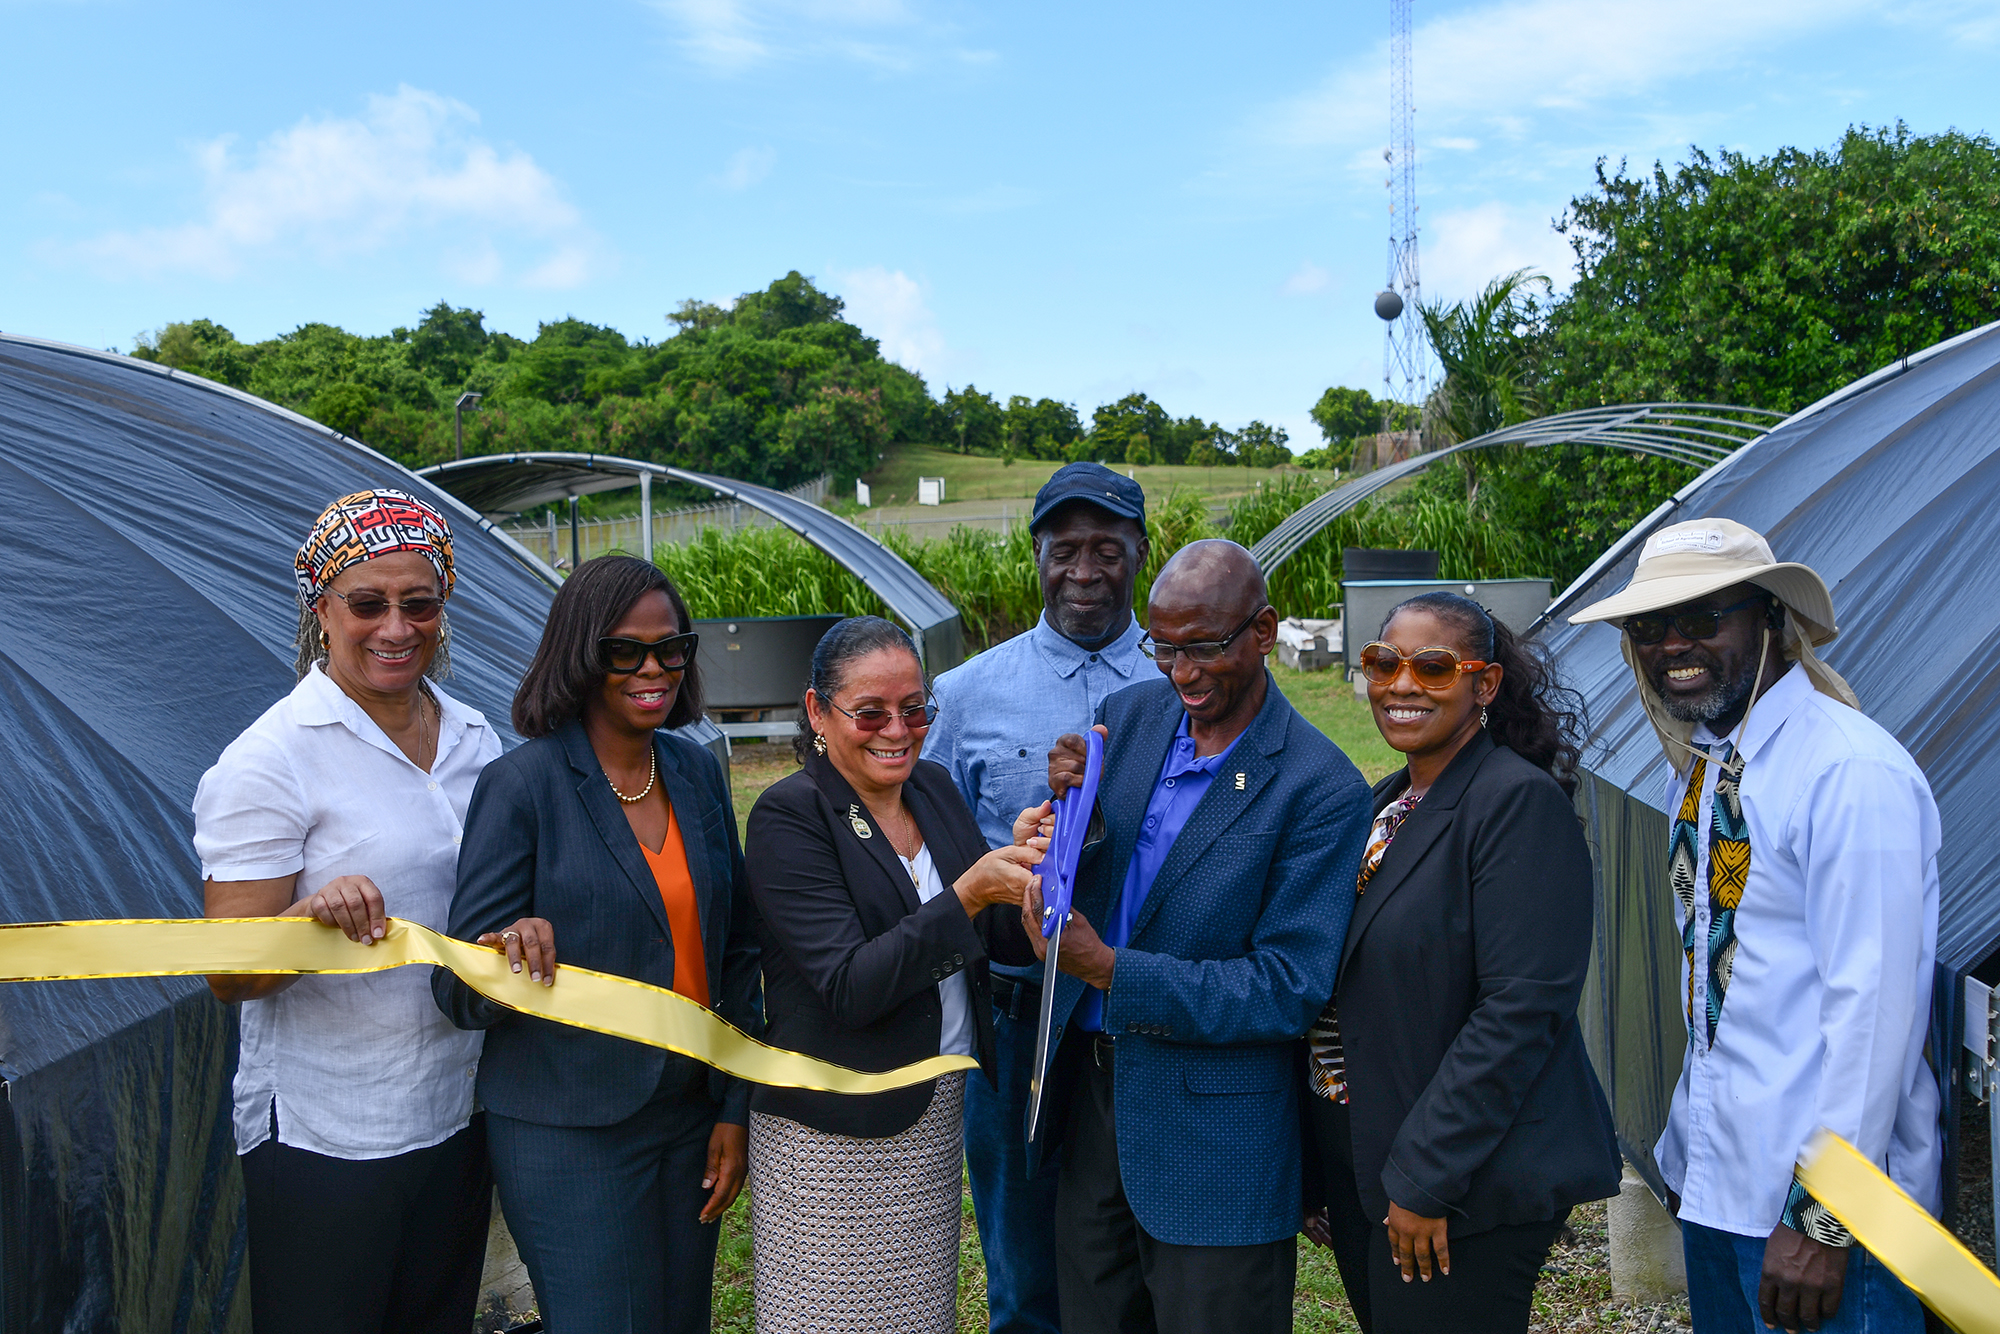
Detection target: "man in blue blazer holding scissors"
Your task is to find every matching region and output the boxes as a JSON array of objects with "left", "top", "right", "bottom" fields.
[{"left": 1025, "top": 539, "right": 1373, "bottom": 1334}]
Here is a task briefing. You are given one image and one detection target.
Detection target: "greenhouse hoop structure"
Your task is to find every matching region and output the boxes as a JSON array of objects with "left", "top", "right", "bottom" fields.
[
  {"left": 1248, "top": 403, "right": 1786, "bottom": 577},
  {"left": 419, "top": 452, "right": 966, "bottom": 673}
]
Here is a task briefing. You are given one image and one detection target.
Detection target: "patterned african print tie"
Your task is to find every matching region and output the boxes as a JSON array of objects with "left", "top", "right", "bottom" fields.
[{"left": 1670, "top": 742, "right": 1748, "bottom": 1049}]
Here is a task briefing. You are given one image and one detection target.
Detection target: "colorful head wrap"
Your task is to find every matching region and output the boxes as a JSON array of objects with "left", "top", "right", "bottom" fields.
[{"left": 295, "top": 489, "right": 456, "bottom": 609}]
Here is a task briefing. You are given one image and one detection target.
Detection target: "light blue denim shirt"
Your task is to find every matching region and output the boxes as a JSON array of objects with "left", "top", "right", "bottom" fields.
[{"left": 924, "top": 610, "right": 1151, "bottom": 850}]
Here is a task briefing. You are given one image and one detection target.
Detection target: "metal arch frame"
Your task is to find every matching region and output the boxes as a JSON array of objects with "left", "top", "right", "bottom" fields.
[
  {"left": 1248, "top": 403, "right": 1786, "bottom": 577},
  {"left": 417, "top": 451, "right": 966, "bottom": 671}
]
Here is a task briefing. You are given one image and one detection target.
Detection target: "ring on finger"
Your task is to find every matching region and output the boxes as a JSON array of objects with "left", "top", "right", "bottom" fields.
[{"left": 501, "top": 930, "right": 521, "bottom": 943}]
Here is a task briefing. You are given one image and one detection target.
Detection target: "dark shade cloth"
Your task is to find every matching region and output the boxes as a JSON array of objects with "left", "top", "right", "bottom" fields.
[
  {"left": 1053, "top": 1038, "right": 1296, "bottom": 1334},
  {"left": 1331, "top": 732, "right": 1622, "bottom": 1237},
  {"left": 1029, "top": 674, "right": 1374, "bottom": 1248},
  {"left": 433, "top": 722, "right": 762, "bottom": 1126},
  {"left": 241, "top": 1112, "right": 490, "bottom": 1334},
  {"left": 743, "top": 752, "right": 1033, "bottom": 1138},
  {"left": 487, "top": 1064, "right": 721, "bottom": 1334},
  {"left": 0, "top": 335, "right": 568, "bottom": 1332},
  {"left": 964, "top": 981, "right": 1063, "bottom": 1334}
]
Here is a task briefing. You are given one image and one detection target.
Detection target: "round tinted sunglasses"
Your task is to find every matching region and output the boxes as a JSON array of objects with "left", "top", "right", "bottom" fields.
[
  {"left": 329, "top": 590, "right": 444, "bottom": 623},
  {"left": 1358, "top": 642, "right": 1490, "bottom": 691},
  {"left": 826, "top": 698, "right": 939, "bottom": 732},
  {"left": 598, "top": 633, "right": 698, "bottom": 674}
]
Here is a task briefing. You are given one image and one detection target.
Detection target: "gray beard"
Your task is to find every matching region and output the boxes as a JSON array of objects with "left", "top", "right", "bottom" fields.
[{"left": 1656, "top": 654, "right": 1761, "bottom": 723}]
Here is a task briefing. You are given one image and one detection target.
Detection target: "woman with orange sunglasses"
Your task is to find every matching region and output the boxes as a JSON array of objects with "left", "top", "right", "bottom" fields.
[{"left": 1300, "top": 591, "right": 1621, "bottom": 1334}]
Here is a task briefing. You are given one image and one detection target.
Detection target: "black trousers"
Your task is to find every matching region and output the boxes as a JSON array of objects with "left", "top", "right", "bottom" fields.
[
  {"left": 1306, "top": 1091, "right": 1565, "bottom": 1334},
  {"left": 1054, "top": 1035, "right": 1296, "bottom": 1334},
  {"left": 487, "top": 1059, "right": 722, "bottom": 1334},
  {"left": 242, "top": 1110, "right": 491, "bottom": 1334}
]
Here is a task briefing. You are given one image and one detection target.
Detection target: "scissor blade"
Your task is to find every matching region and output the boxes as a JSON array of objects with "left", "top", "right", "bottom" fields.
[{"left": 1025, "top": 916, "right": 1065, "bottom": 1144}]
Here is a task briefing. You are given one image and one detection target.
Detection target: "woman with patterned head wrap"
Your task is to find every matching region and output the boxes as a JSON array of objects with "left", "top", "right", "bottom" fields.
[{"left": 192, "top": 488, "right": 503, "bottom": 1334}]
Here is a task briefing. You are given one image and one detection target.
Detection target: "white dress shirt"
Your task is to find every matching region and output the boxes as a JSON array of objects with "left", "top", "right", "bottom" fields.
[
  {"left": 192, "top": 664, "right": 500, "bottom": 1161},
  {"left": 1654, "top": 662, "right": 1942, "bottom": 1234},
  {"left": 901, "top": 845, "right": 974, "bottom": 1058}
]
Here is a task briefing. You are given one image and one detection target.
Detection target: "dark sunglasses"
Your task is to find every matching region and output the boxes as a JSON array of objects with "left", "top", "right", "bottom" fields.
[
  {"left": 1622, "top": 595, "right": 1770, "bottom": 647},
  {"left": 598, "top": 633, "right": 699, "bottom": 675},
  {"left": 1139, "top": 606, "right": 1269, "bottom": 666},
  {"left": 329, "top": 590, "right": 444, "bottom": 623},
  {"left": 826, "top": 698, "right": 939, "bottom": 732},
  {"left": 1358, "top": 642, "right": 1490, "bottom": 691}
]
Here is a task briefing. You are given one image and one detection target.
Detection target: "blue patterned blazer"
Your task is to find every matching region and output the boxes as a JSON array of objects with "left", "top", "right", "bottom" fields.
[{"left": 1031, "top": 672, "right": 1373, "bottom": 1247}]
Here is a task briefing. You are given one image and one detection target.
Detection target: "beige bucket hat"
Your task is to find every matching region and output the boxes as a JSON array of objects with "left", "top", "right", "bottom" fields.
[
  {"left": 1568, "top": 518, "right": 1837, "bottom": 642},
  {"left": 1568, "top": 518, "right": 1858, "bottom": 766}
]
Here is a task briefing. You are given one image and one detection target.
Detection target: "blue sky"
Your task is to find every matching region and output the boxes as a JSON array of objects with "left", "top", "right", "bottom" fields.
[{"left": 7, "top": 0, "right": 2000, "bottom": 448}]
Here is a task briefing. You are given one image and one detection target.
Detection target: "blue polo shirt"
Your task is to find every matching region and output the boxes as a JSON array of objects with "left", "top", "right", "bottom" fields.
[{"left": 1075, "top": 713, "right": 1242, "bottom": 1032}]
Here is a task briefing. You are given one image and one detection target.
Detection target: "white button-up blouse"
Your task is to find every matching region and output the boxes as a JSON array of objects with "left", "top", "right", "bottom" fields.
[{"left": 193, "top": 664, "right": 500, "bottom": 1161}]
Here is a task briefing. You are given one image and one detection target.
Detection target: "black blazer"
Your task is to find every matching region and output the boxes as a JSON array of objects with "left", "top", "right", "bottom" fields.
[
  {"left": 744, "top": 752, "right": 1032, "bottom": 1138},
  {"left": 432, "top": 721, "right": 763, "bottom": 1127},
  {"left": 1322, "top": 731, "right": 1621, "bottom": 1237}
]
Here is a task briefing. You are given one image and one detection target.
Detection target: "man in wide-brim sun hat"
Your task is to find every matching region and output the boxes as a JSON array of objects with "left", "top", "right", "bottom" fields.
[{"left": 1569, "top": 518, "right": 1939, "bottom": 1334}]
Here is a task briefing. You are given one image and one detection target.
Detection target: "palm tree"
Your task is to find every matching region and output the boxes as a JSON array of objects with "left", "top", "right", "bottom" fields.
[{"left": 1419, "top": 269, "right": 1549, "bottom": 499}]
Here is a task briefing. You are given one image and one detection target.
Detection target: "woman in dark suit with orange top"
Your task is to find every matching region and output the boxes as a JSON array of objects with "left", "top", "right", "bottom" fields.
[{"left": 433, "top": 555, "right": 761, "bottom": 1334}]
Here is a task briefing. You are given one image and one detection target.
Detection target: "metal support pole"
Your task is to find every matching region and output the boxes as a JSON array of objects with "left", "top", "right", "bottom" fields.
[
  {"left": 453, "top": 392, "right": 481, "bottom": 462},
  {"left": 640, "top": 471, "right": 654, "bottom": 563},
  {"left": 546, "top": 509, "right": 556, "bottom": 567},
  {"left": 568, "top": 495, "right": 580, "bottom": 573},
  {"left": 1989, "top": 986, "right": 1999, "bottom": 1243}
]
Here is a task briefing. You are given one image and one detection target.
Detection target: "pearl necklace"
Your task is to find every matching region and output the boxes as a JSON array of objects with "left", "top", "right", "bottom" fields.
[{"left": 608, "top": 747, "right": 658, "bottom": 804}]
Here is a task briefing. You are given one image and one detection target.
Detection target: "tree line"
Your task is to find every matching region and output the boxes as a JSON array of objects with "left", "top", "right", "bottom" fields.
[{"left": 129, "top": 271, "right": 1362, "bottom": 499}]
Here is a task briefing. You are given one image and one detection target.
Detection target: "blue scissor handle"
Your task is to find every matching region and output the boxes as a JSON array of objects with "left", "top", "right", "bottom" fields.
[{"left": 1035, "top": 729, "right": 1104, "bottom": 938}]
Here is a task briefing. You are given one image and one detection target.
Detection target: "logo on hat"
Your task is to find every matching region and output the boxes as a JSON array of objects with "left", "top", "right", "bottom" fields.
[{"left": 1651, "top": 529, "right": 1727, "bottom": 555}]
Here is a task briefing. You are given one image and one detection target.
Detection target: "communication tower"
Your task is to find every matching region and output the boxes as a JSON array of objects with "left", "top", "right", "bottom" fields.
[{"left": 1373, "top": 0, "right": 1426, "bottom": 435}]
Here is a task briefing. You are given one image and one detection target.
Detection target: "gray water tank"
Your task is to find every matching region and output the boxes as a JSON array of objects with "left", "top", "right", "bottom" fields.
[{"left": 694, "top": 614, "right": 846, "bottom": 712}]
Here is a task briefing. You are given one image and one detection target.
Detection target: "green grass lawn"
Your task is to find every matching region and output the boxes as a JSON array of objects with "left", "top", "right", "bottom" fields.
[{"left": 859, "top": 442, "right": 1341, "bottom": 508}]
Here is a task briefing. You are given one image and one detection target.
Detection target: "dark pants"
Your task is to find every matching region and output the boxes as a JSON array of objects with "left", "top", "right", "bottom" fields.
[
  {"left": 487, "top": 1060, "right": 722, "bottom": 1334},
  {"left": 965, "top": 973, "right": 1063, "bottom": 1334},
  {"left": 242, "top": 1110, "right": 491, "bottom": 1334},
  {"left": 1054, "top": 1034, "right": 1296, "bottom": 1334},
  {"left": 1307, "top": 1091, "right": 1565, "bottom": 1334}
]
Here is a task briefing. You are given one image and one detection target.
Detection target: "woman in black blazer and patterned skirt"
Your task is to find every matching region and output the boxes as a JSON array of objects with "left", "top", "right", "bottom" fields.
[
  {"left": 434, "top": 556, "right": 762, "bottom": 1334},
  {"left": 744, "top": 616, "right": 1044, "bottom": 1334},
  {"left": 1302, "top": 592, "right": 1621, "bottom": 1334}
]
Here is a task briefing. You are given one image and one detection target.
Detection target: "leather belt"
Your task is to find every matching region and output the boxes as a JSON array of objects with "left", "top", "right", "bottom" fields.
[{"left": 990, "top": 973, "right": 1042, "bottom": 1019}]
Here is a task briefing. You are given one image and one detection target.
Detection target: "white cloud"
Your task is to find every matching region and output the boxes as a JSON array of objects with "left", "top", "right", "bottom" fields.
[
  {"left": 1421, "top": 201, "right": 1576, "bottom": 303},
  {"left": 64, "top": 86, "right": 594, "bottom": 286},
  {"left": 716, "top": 145, "right": 776, "bottom": 191},
  {"left": 647, "top": 0, "right": 932, "bottom": 72},
  {"left": 1281, "top": 260, "right": 1332, "bottom": 295},
  {"left": 1269, "top": 0, "right": 1881, "bottom": 152},
  {"left": 832, "top": 265, "right": 946, "bottom": 376}
]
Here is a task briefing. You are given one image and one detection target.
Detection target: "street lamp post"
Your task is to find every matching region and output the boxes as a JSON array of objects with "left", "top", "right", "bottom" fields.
[{"left": 453, "top": 392, "right": 483, "bottom": 461}]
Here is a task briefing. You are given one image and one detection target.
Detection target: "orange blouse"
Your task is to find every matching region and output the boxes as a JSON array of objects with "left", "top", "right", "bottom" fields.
[{"left": 639, "top": 806, "right": 709, "bottom": 1006}]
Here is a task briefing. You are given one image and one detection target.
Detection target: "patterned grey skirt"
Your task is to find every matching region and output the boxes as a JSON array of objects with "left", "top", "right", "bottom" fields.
[{"left": 749, "top": 1072, "right": 966, "bottom": 1333}]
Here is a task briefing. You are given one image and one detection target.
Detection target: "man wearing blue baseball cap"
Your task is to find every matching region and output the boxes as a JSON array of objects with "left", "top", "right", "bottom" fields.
[{"left": 923, "top": 461, "right": 1154, "bottom": 1334}]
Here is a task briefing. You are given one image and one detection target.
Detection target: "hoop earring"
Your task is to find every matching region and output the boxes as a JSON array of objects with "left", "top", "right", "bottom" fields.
[
  {"left": 1479, "top": 705, "right": 1489, "bottom": 728},
  {"left": 812, "top": 733, "right": 827, "bottom": 756}
]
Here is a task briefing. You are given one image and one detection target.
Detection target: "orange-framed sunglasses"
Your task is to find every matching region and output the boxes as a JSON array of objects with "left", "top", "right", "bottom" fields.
[{"left": 1357, "top": 641, "right": 1489, "bottom": 691}]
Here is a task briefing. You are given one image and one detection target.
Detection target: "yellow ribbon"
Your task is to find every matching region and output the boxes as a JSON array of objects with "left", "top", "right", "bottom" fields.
[
  {"left": 1797, "top": 1129, "right": 2000, "bottom": 1334},
  {"left": 0, "top": 917, "right": 975, "bottom": 1095}
]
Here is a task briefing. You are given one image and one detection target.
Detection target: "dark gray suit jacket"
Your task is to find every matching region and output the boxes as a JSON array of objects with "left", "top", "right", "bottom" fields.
[
  {"left": 1329, "top": 731, "right": 1621, "bottom": 1236},
  {"left": 432, "top": 721, "right": 763, "bottom": 1126}
]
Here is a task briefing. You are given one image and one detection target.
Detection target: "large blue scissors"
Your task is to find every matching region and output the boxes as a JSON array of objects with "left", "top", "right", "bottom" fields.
[{"left": 1026, "top": 728, "right": 1104, "bottom": 1143}]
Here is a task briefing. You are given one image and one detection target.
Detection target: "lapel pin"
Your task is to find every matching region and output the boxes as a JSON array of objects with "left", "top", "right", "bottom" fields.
[
  {"left": 1235, "top": 773, "right": 1246, "bottom": 790},
  {"left": 848, "top": 804, "right": 874, "bottom": 839}
]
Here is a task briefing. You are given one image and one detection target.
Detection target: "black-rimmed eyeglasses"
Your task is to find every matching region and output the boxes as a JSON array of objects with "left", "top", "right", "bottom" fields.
[
  {"left": 1622, "top": 596, "right": 1770, "bottom": 647},
  {"left": 1138, "top": 607, "right": 1270, "bottom": 666}
]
